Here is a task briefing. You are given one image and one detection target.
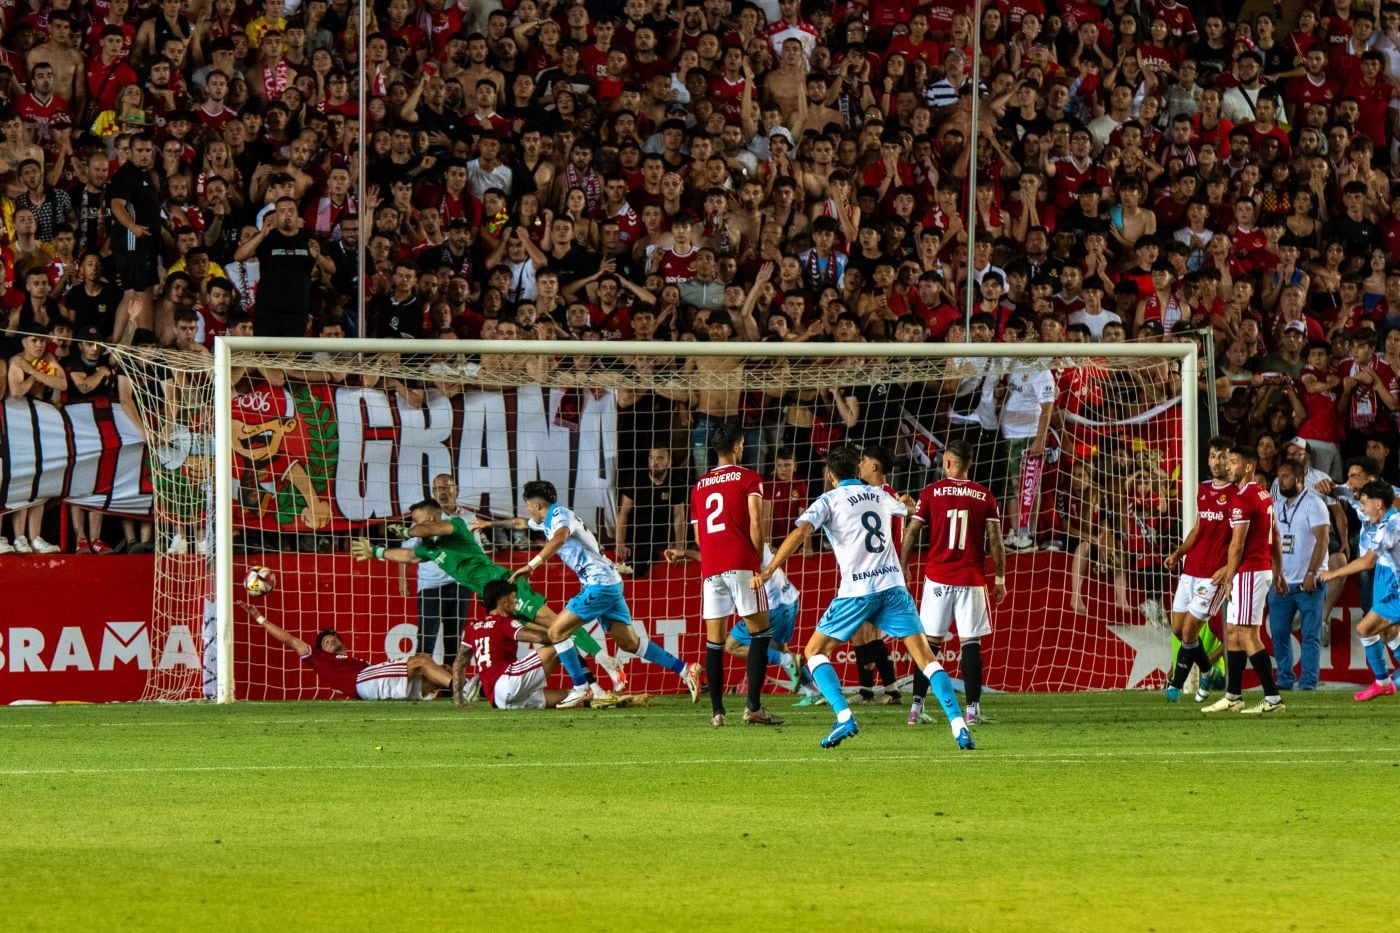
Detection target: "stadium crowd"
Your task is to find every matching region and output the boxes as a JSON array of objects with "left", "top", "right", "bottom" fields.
[{"left": 3, "top": 0, "right": 1400, "bottom": 579}]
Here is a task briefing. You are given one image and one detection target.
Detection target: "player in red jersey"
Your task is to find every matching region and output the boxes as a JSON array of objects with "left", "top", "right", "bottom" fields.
[
  {"left": 1202, "top": 447, "right": 1287, "bottom": 715},
  {"left": 901, "top": 440, "right": 1005, "bottom": 726},
  {"left": 688, "top": 421, "right": 781, "bottom": 727},
  {"left": 1163, "top": 436, "right": 1240, "bottom": 702},
  {"left": 453, "top": 579, "right": 572, "bottom": 710},
  {"left": 241, "top": 602, "right": 451, "bottom": 700},
  {"left": 849, "top": 445, "right": 910, "bottom": 706}
]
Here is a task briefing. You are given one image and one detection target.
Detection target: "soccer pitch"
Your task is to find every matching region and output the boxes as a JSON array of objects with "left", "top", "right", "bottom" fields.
[{"left": 2, "top": 692, "right": 1390, "bottom": 931}]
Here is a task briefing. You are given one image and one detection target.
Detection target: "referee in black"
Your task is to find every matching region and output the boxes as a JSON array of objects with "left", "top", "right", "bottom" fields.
[{"left": 108, "top": 132, "right": 161, "bottom": 343}]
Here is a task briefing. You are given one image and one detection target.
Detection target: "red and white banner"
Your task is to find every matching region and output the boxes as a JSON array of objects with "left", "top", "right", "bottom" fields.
[
  {"left": 1, "top": 553, "right": 1379, "bottom": 703},
  {"left": 0, "top": 398, "right": 153, "bottom": 515}
]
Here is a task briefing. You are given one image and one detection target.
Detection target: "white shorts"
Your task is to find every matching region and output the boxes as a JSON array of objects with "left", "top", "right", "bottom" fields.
[
  {"left": 1226, "top": 570, "right": 1271, "bottom": 628},
  {"left": 918, "top": 578, "right": 992, "bottom": 640},
  {"left": 354, "top": 660, "right": 423, "bottom": 701},
  {"left": 492, "top": 659, "right": 547, "bottom": 710},
  {"left": 1171, "top": 573, "right": 1227, "bottom": 621},
  {"left": 702, "top": 570, "right": 769, "bottom": 621}
]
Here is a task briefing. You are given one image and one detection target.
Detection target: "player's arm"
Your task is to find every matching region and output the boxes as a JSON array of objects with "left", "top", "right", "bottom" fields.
[
  {"left": 1164, "top": 521, "right": 1200, "bottom": 569},
  {"left": 1212, "top": 523, "right": 1248, "bottom": 588},
  {"left": 1319, "top": 548, "right": 1378, "bottom": 582},
  {"left": 753, "top": 520, "right": 814, "bottom": 588},
  {"left": 512, "top": 526, "right": 570, "bottom": 581},
  {"left": 1301, "top": 519, "right": 1329, "bottom": 592},
  {"left": 1326, "top": 500, "right": 1350, "bottom": 559},
  {"left": 471, "top": 515, "right": 529, "bottom": 531},
  {"left": 615, "top": 493, "right": 635, "bottom": 561},
  {"left": 748, "top": 492, "right": 766, "bottom": 562},
  {"left": 514, "top": 622, "right": 551, "bottom": 643},
  {"left": 350, "top": 537, "right": 424, "bottom": 564},
  {"left": 664, "top": 547, "right": 702, "bottom": 563},
  {"left": 451, "top": 645, "right": 472, "bottom": 708},
  {"left": 986, "top": 519, "right": 1007, "bottom": 603},
  {"left": 240, "top": 601, "right": 309, "bottom": 656}
]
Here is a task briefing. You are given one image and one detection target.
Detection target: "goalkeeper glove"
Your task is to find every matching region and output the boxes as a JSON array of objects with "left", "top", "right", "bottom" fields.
[
  {"left": 350, "top": 537, "right": 385, "bottom": 561},
  {"left": 386, "top": 522, "right": 411, "bottom": 539}
]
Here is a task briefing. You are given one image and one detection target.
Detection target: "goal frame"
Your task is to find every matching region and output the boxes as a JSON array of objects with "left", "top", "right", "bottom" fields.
[{"left": 211, "top": 337, "right": 1199, "bottom": 703}]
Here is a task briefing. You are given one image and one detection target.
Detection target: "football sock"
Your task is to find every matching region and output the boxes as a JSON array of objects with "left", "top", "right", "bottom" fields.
[
  {"left": 1362, "top": 636, "right": 1389, "bottom": 682},
  {"left": 570, "top": 627, "right": 603, "bottom": 656},
  {"left": 962, "top": 641, "right": 983, "bottom": 704},
  {"left": 1247, "top": 650, "right": 1279, "bottom": 701},
  {"left": 911, "top": 667, "right": 930, "bottom": 700},
  {"left": 922, "top": 662, "right": 967, "bottom": 734},
  {"left": 705, "top": 641, "right": 726, "bottom": 715},
  {"left": 637, "top": 637, "right": 687, "bottom": 675},
  {"left": 871, "top": 640, "right": 898, "bottom": 691},
  {"left": 554, "top": 642, "right": 589, "bottom": 688},
  {"left": 1171, "top": 640, "right": 1201, "bottom": 689},
  {"left": 1225, "top": 650, "right": 1246, "bottom": 698},
  {"left": 854, "top": 642, "right": 876, "bottom": 699},
  {"left": 746, "top": 632, "right": 770, "bottom": 712},
  {"left": 767, "top": 647, "right": 786, "bottom": 668},
  {"left": 807, "top": 654, "right": 850, "bottom": 720}
]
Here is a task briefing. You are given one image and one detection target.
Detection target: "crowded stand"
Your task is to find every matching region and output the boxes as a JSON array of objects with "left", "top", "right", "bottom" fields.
[{"left": 2, "top": 0, "right": 1400, "bottom": 567}]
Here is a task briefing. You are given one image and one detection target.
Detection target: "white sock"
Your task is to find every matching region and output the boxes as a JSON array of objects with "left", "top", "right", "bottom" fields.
[
  {"left": 836, "top": 709, "right": 853, "bottom": 723},
  {"left": 967, "top": 701, "right": 980, "bottom": 717},
  {"left": 950, "top": 716, "right": 967, "bottom": 734}
]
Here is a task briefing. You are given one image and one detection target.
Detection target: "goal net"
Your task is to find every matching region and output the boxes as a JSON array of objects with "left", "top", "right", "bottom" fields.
[{"left": 110, "top": 338, "right": 1199, "bottom": 701}]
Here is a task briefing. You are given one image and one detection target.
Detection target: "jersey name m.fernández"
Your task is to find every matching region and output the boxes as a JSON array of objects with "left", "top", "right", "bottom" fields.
[
  {"left": 462, "top": 613, "right": 538, "bottom": 703},
  {"left": 691, "top": 464, "right": 765, "bottom": 577},
  {"left": 414, "top": 515, "right": 502, "bottom": 582},
  {"left": 300, "top": 647, "right": 368, "bottom": 698},
  {"left": 1184, "top": 480, "right": 1238, "bottom": 577},
  {"left": 913, "top": 477, "right": 1000, "bottom": 586},
  {"left": 529, "top": 504, "right": 622, "bottom": 586},
  {"left": 1230, "top": 480, "right": 1276, "bottom": 573},
  {"left": 798, "top": 479, "right": 908, "bottom": 599}
]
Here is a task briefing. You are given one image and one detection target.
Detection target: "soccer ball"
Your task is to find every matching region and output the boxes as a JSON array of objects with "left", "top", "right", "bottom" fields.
[{"left": 244, "top": 566, "right": 276, "bottom": 597}]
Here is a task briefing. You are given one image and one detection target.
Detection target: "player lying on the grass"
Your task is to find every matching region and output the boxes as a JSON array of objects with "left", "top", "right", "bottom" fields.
[
  {"left": 850, "top": 445, "right": 910, "bottom": 706},
  {"left": 679, "top": 419, "right": 782, "bottom": 727},
  {"left": 454, "top": 579, "right": 572, "bottom": 710},
  {"left": 665, "top": 544, "right": 818, "bottom": 707},
  {"left": 755, "top": 445, "right": 974, "bottom": 750},
  {"left": 480, "top": 480, "right": 701, "bottom": 710},
  {"left": 1200, "top": 446, "right": 1288, "bottom": 716},
  {"left": 241, "top": 601, "right": 451, "bottom": 700},
  {"left": 350, "top": 500, "right": 624, "bottom": 698},
  {"left": 1320, "top": 480, "right": 1400, "bottom": 701},
  {"left": 901, "top": 439, "right": 1005, "bottom": 727},
  {"left": 1163, "top": 436, "right": 1247, "bottom": 703}
]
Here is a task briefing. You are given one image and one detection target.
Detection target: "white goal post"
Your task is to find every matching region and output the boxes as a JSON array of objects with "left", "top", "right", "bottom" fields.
[{"left": 207, "top": 337, "right": 1199, "bottom": 704}]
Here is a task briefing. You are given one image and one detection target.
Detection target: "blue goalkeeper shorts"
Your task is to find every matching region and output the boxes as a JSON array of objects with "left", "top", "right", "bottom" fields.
[
  {"left": 817, "top": 587, "right": 922, "bottom": 642},
  {"left": 731, "top": 599, "right": 797, "bottom": 646},
  {"left": 565, "top": 583, "right": 634, "bottom": 629}
]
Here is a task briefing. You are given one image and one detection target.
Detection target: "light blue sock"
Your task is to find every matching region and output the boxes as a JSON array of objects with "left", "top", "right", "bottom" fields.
[
  {"left": 808, "top": 656, "right": 850, "bottom": 718},
  {"left": 639, "top": 639, "right": 686, "bottom": 675},
  {"left": 927, "top": 666, "right": 965, "bottom": 724},
  {"left": 554, "top": 642, "right": 589, "bottom": 687},
  {"left": 766, "top": 647, "right": 785, "bottom": 668},
  {"left": 1364, "top": 638, "right": 1390, "bottom": 681}
]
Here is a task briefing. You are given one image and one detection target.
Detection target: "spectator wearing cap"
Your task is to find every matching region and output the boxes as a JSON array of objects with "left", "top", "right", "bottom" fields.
[{"left": 1259, "top": 321, "right": 1310, "bottom": 379}]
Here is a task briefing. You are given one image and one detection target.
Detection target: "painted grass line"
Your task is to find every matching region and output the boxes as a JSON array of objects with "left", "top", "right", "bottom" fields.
[{"left": 4, "top": 747, "right": 1396, "bottom": 777}]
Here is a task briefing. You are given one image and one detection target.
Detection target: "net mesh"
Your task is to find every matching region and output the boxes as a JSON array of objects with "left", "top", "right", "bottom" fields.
[{"left": 109, "top": 341, "right": 1195, "bottom": 700}]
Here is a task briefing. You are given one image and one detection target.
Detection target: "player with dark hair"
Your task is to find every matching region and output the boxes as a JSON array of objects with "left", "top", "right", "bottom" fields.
[
  {"left": 849, "top": 444, "right": 907, "bottom": 706},
  {"left": 1163, "top": 435, "right": 1242, "bottom": 703},
  {"left": 1320, "top": 480, "right": 1400, "bottom": 700},
  {"left": 241, "top": 601, "right": 452, "bottom": 700},
  {"left": 483, "top": 480, "right": 700, "bottom": 710},
  {"left": 1201, "top": 446, "right": 1287, "bottom": 715},
  {"left": 901, "top": 439, "right": 1005, "bottom": 726},
  {"left": 758, "top": 445, "right": 974, "bottom": 750},
  {"left": 454, "top": 579, "right": 571, "bottom": 709},
  {"left": 682, "top": 419, "right": 782, "bottom": 726}
]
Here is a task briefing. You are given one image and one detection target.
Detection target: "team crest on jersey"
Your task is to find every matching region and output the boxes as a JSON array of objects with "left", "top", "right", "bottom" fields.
[{"left": 1217, "top": 495, "right": 1228, "bottom": 503}]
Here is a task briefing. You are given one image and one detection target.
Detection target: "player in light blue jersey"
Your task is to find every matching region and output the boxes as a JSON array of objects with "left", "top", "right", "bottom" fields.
[
  {"left": 495, "top": 481, "right": 701, "bottom": 709},
  {"left": 1320, "top": 480, "right": 1400, "bottom": 700},
  {"left": 755, "top": 446, "right": 974, "bottom": 749}
]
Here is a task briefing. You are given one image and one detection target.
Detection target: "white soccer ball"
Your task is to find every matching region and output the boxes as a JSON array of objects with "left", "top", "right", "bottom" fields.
[{"left": 244, "top": 565, "right": 276, "bottom": 597}]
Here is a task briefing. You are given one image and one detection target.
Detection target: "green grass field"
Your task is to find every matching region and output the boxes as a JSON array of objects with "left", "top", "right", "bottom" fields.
[{"left": 1, "top": 691, "right": 1392, "bottom": 931}]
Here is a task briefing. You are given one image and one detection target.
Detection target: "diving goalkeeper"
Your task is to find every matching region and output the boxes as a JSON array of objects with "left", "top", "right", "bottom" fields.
[{"left": 350, "top": 500, "right": 625, "bottom": 694}]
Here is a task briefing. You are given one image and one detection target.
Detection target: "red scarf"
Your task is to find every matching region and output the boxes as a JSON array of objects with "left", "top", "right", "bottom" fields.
[{"left": 262, "top": 57, "right": 290, "bottom": 100}]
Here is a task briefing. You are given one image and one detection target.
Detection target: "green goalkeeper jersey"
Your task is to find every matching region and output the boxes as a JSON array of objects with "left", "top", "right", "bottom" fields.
[{"left": 414, "top": 517, "right": 546, "bottom": 621}]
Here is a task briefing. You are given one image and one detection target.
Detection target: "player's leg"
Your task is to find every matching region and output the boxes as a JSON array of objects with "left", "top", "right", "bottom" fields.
[
  {"left": 850, "top": 623, "right": 880, "bottom": 702},
  {"left": 1356, "top": 611, "right": 1400, "bottom": 700},
  {"left": 875, "top": 588, "right": 971, "bottom": 747},
  {"left": 804, "top": 628, "right": 858, "bottom": 746},
  {"left": 1167, "top": 575, "right": 1211, "bottom": 697},
  {"left": 955, "top": 587, "right": 992, "bottom": 723},
  {"left": 910, "top": 580, "right": 955, "bottom": 723},
  {"left": 405, "top": 653, "right": 453, "bottom": 691},
  {"left": 544, "top": 602, "right": 594, "bottom": 706},
  {"left": 734, "top": 584, "right": 778, "bottom": 721},
  {"left": 597, "top": 585, "right": 694, "bottom": 693},
  {"left": 707, "top": 614, "right": 733, "bottom": 721},
  {"left": 1236, "top": 574, "right": 1282, "bottom": 712}
]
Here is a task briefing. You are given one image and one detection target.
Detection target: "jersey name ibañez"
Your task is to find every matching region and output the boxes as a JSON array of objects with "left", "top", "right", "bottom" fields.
[
  {"left": 691, "top": 464, "right": 764, "bottom": 577},
  {"left": 529, "top": 504, "right": 622, "bottom": 586},
  {"left": 1184, "top": 481, "right": 1238, "bottom": 577},
  {"left": 1230, "top": 481, "right": 1275, "bottom": 572},
  {"left": 914, "top": 478, "right": 999, "bottom": 586},
  {"left": 798, "top": 479, "right": 908, "bottom": 598}
]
